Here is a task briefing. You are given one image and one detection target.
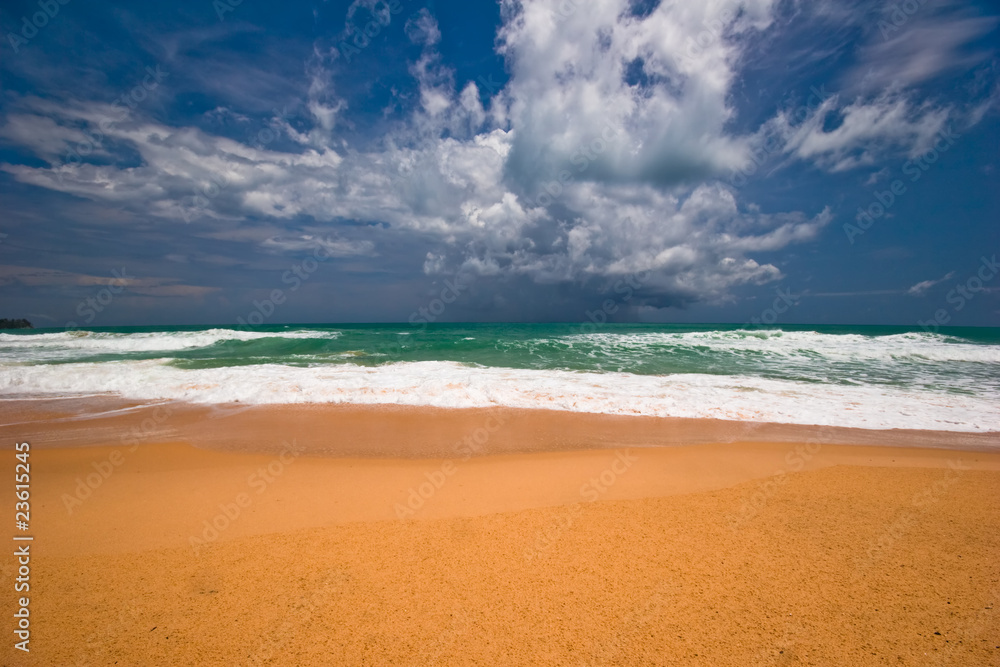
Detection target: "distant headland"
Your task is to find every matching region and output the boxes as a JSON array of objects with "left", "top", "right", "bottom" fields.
[{"left": 0, "top": 318, "right": 33, "bottom": 329}]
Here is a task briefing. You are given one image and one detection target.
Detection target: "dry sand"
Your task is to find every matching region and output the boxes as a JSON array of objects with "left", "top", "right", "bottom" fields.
[{"left": 1, "top": 400, "right": 999, "bottom": 665}]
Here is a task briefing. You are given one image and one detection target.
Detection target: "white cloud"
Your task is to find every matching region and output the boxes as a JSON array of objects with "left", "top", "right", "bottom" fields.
[
  {"left": 405, "top": 8, "right": 442, "bottom": 46},
  {"left": 345, "top": 0, "right": 396, "bottom": 28},
  {"left": 423, "top": 252, "right": 446, "bottom": 274},
  {"left": 204, "top": 107, "right": 250, "bottom": 124},
  {"left": 853, "top": 11, "right": 998, "bottom": 93},
  {"left": 907, "top": 271, "right": 955, "bottom": 296},
  {"left": 864, "top": 166, "right": 890, "bottom": 185},
  {"left": 495, "top": 0, "right": 776, "bottom": 192},
  {"left": 0, "top": 112, "right": 96, "bottom": 162},
  {"left": 767, "top": 94, "right": 949, "bottom": 172},
  {"left": 261, "top": 235, "right": 375, "bottom": 257},
  {"left": 6, "top": 0, "right": 971, "bottom": 309},
  {"left": 459, "top": 181, "right": 830, "bottom": 304}
]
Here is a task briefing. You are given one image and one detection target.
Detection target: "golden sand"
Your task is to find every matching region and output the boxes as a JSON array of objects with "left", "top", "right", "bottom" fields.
[{"left": 1, "top": 401, "right": 998, "bottom": 665}]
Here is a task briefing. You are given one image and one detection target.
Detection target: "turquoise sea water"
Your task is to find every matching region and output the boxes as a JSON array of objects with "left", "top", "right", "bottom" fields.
[{"left": 1, "top": 323, "right": 998, "bottom": 431}]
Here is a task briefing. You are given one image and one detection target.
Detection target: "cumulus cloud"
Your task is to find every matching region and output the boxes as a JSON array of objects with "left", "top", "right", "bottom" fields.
[
  {"left": 448, "top": 180, "right": 830, "bottom": 304},
  {"left": 495, "top": 0, "right": 776, "bottom": 193},
  {"left": 1, "top": 0, "right": 991, "bottom": 311}
]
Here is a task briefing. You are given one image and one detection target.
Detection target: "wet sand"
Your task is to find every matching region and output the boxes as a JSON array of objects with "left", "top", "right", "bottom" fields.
[{"left": 1, "top": 400, "right": 999, "bottom": 665}]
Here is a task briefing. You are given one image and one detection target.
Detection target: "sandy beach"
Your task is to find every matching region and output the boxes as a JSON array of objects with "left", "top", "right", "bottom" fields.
[
  {"left": 4, "top": 0, "right": 999, "bottom": 660},
  {"left": 2, "top": 400, "right": 999, "bottom": 665}
]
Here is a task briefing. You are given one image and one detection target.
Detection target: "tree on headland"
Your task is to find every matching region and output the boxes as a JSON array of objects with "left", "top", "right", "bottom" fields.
[{"left": 0, "top": 319, "right": 32, "bottom": 329}]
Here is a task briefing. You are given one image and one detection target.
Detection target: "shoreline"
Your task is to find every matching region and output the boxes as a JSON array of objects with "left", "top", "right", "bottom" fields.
[
  {"left": 4, "top": 396, "right": 1000, "bottom": 664},
  {"left": 2, "top": 396, "right": 999, "bottom": 457},
  {"left": 12, "top": 397, "right": 1000, "bottom": 557}
]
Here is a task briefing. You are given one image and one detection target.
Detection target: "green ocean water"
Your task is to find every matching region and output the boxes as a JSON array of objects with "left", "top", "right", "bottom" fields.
[
  {"left": 1, "top": 323, "right": 998, "bottom": 431},
  {"left": 2, "top": 322, "right": 997, "bottom": 387}
]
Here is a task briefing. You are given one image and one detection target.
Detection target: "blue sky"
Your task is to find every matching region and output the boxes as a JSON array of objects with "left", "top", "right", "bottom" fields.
[{"left": 0, "top": 0, "right": 997, "bottom": 327}]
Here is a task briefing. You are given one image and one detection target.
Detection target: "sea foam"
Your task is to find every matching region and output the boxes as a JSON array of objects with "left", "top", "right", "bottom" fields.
[{"left": 0, "top": 358, "right": 996, "bottom": 432}]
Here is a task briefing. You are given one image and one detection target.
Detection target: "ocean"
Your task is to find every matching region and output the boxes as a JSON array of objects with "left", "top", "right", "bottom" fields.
[{"left": 1, "top": 323, "right": 998, "bottom": 432}]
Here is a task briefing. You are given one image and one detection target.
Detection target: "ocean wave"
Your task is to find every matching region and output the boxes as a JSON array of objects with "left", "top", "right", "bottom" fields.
[
  {"left": 558, "top": 330, "right": 1000, "bottom": 364},
  {"left": 0, "top": 359, "right": 996, "bottom": 432},
  {"left": 0, "top": 328, "right": 341, "bottom": 358}
]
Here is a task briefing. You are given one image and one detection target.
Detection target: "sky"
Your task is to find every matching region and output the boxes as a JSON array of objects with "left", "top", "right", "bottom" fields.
[{"left": 0, "top": 0, "right": 998, "bottom": 327}]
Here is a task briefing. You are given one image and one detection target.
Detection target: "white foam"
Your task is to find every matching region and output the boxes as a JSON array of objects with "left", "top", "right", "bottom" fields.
[
  {"left": 561, "top": 330, "right": 1000, "bottom": 364},
  {"left": 0, "top": 359, "right": 996, "bottom": 432},
  {"left": 0, "top": 329, "right": 340, "bottom": 360}
]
